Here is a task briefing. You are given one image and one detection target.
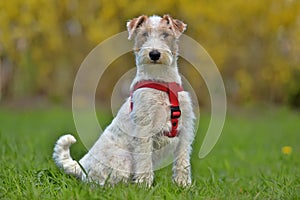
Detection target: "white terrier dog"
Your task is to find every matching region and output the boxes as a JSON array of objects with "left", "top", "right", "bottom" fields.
[{"left": 53, "top": 14, "right": 195, "bottom": 187}]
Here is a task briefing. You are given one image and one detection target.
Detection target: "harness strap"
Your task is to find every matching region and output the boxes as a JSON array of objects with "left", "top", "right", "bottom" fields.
[{"left": 130, "top": 80, "right": 183, "bottom": 137}]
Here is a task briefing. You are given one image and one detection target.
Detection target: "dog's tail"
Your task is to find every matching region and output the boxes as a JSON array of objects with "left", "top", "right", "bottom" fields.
[{"left": 53, "top": 134, "right": 86, "bottom": 180}]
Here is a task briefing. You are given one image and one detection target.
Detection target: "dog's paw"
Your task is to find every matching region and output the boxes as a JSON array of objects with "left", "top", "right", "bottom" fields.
[
  {"left": 133, "top": 172, "right": 154, "bottom": 187},
  {"left": 173, "top": 174, "right": 192, "bottom": 187}
]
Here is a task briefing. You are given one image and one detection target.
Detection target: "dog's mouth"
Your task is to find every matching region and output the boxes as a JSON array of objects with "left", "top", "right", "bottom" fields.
[{"left": 150, "top": 60, "right": 162, "bottom": 64}]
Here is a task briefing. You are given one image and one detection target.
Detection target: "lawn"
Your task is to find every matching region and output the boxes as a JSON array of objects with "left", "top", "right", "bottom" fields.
[{"left": 0, "top": 106, "right": 299, "bottom": 199}]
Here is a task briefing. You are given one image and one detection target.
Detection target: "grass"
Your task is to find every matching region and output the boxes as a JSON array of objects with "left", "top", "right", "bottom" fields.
[{"left": 0, "top": 105, "right": 299, "bottom": 199}]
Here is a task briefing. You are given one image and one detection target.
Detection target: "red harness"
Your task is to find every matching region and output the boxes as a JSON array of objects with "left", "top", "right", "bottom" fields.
[{"left": 130, "top": 80, "right": 183, "bottom": 137}]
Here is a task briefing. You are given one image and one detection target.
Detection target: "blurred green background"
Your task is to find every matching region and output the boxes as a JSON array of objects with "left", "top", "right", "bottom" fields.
[{"left": 0, "top": 0, "right": 300, "bottom": 108}]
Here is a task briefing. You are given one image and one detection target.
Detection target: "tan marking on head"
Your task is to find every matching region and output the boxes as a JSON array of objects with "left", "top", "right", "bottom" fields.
[
  {"left": 127, "top": 15, "right": 148, "bottom": 40},
  {"left": 162, "top": 15, "right": 187, "bottom": 38},
  {"left": 129, "top": 15, "right": 186, "bottom": 60}
]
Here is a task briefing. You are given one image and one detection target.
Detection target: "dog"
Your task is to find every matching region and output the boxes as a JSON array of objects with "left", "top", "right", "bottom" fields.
[{"left": 53, "top": 14, "right": 195, "bottom": 187}]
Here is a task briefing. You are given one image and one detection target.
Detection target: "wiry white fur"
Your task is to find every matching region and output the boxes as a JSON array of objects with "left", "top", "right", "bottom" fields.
[
  {"left": 53, "top": 15, "right": 195, "bottom": 187},
  {"left": 147, "top": 15, "right": 163, "bottom": 27},
  {"left": 53, "top": 134, "right": 86, "bottom": 179}
]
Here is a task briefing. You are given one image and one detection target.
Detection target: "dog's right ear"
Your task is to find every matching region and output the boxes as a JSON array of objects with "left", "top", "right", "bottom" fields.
[{"left": 127, "top": 15, "right": 148, "bottom": 40}]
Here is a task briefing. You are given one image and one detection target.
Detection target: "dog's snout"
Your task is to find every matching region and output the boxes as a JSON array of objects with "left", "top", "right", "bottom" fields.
[{"left": 149, "top": 50, "right": 161, "bottom": 61}]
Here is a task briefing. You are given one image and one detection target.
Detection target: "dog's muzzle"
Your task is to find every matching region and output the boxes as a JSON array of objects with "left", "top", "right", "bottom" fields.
[{"left": 136, "top": 47, "right": 173, "bottom": 65}]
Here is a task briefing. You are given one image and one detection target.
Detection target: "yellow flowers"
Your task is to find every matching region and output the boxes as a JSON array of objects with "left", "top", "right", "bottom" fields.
[{"left": 281, "top": 146, "right": 292, "bottom": 155}]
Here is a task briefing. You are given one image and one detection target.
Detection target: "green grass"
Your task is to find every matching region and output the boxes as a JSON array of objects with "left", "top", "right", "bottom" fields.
[{"left": 0, "top": 106, "right": 299, "bottom": 199}]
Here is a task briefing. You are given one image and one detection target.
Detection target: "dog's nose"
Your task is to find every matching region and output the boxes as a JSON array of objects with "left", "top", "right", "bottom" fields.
[{"left": 149, "top": 50, "right": 161, "bottom": 61}]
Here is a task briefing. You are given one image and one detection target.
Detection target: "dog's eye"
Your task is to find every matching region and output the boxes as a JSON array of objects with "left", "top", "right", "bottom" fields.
[
  {"left": 142, "top": 32, "right": 148, "bottom": 37},
  {"left": 162, "top": 32, "right": 169, "bottom": 38}
]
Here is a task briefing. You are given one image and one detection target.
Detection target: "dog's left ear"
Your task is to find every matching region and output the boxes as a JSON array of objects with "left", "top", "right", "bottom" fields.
[
  {"left": 127, "top": 15, "right": 148, "bottom": 40},
  {"left": 162, "top": 15, "right": 187, "bottom": 38}
]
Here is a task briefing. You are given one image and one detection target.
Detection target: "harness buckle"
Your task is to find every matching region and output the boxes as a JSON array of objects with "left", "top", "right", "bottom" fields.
[{"left": 170, "top": 106, "right": 181, "bottom": 119}]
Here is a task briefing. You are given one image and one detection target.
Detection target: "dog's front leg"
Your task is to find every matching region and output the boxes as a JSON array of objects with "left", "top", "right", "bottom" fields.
[
  {"left": 172, "top": 94, "right": 195, "bottom": 187},
  {"left": 132, "top": 133, "right": 154, "bottom": 187},
  {"left": 129, "top": 92, "right": 158, "bottom": 187},
  {"left": 172, "top": 138, "right": 193, "bottom": 187}
]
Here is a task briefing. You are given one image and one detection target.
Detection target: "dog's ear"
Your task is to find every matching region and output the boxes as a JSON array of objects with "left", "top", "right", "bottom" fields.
[
  {"left": 162, "top": 14, "right": 187, "bottom": 38},
  {"left": 127, "top": 15, "right": 148, "bottom": 40}
]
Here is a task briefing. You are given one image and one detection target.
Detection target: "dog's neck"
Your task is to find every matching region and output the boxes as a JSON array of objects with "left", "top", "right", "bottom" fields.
[{"left": 131, "top": 59, "right": 182, "bottom": 89}]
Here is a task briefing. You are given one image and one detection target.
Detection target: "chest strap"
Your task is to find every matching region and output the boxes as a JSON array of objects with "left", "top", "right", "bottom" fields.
[{"left": 130, "top": 80, "right": 183, "bottom": 137}]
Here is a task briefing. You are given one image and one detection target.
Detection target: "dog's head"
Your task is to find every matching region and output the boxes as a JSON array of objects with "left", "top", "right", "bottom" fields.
[{"left": 127, "top": 15, "right": 187, "bottom": 66}]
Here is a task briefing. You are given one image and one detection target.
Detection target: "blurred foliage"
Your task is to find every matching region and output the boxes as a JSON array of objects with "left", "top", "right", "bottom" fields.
[{"left": 0, "top": 0, "right": 299, "bottom": 106}]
